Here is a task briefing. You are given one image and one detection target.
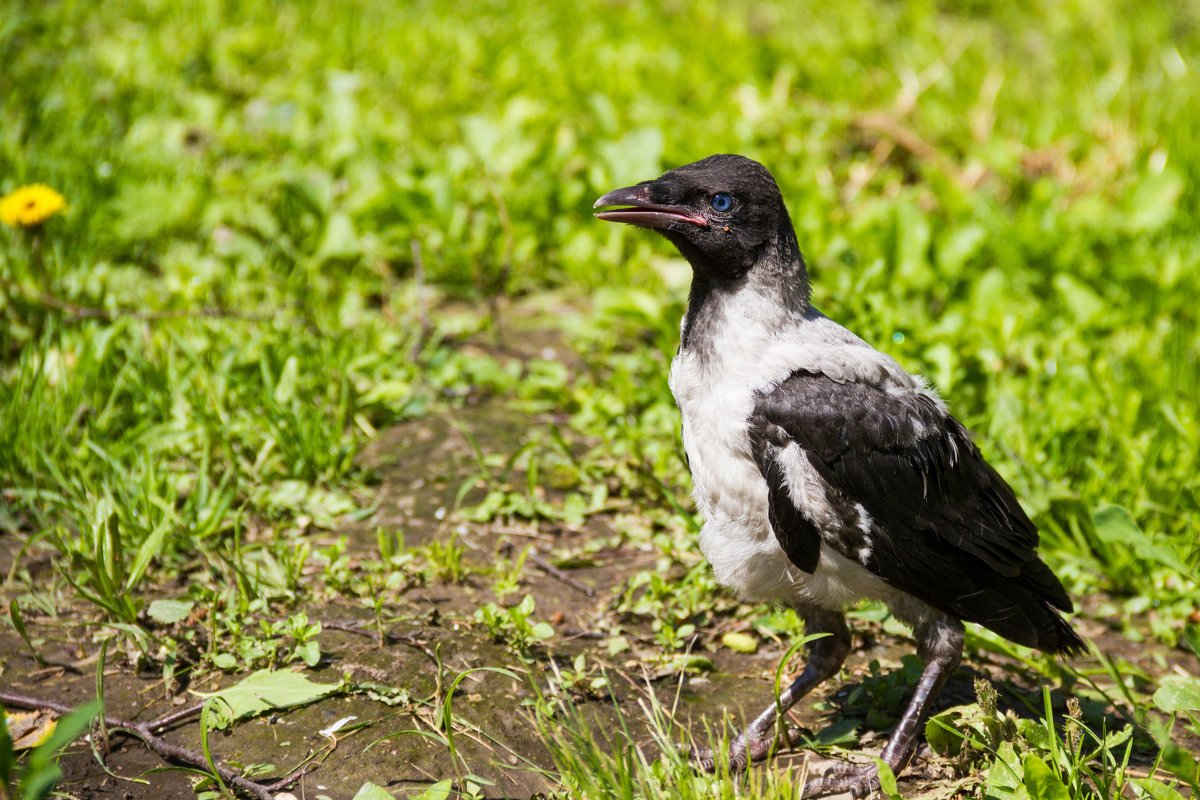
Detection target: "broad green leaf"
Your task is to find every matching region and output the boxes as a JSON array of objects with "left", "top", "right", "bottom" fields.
[
  {"left": 193, "top": 669, "right": 341, "bottom": 729},
  {"left": 606, "top": 635, "right": 630, "bottom": 656},
  {"left": 985, "top": 741, "right": 1024, "bottom": 800},
  {"left": 874, "top": 758, "right": 903, "bottom": 800},
  {"left": 811, "top": 717, "right": 860, "bottom": 747},
  {"left": 667, "top": 654, "right": 714, "bottom": 673},
  {"left": 1101, "top": 725, "right": 1133, "bottom": 751},
  {"left": 147, "top": 599, "right": 194, "bottom": 626},
  {"left": 1022, "top": 754, "right": 1069, "bottom": 800},
  {"left": 1131, "top": 777, "right": 1188, "bottom": 800},
  {"left": 721, "top": 632, "right": 758, "bottom": 654},
  {"left": 408, "top": 778, "right": 452, "bottom": 800},
  {"left": 1153, "top": 675, "right": 1200, "bottom": 713},
  {"left": 211, "top": 653, "right": 237, "bottom": 670},
  {"left": 926, "top": 707, "right": 970, "bottom": 757},
  {"left": 294, "top": 640, "right": 321, "bottom": 667},
  {"left": 1015, "top": 717, "right": 1052, "bottom": 750},
  {"left": 352, "top": 781, "right": 400, "bottom": 800}
]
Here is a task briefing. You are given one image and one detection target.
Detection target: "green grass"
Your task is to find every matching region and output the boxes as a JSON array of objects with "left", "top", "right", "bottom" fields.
[{"left": 2, "top": 0, "right": 1200, "bottom": 797}]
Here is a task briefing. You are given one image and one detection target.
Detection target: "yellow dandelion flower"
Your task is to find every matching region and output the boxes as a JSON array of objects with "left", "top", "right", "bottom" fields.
[{"left": 0, "top": 184, "right": 67, "bottom": 228}]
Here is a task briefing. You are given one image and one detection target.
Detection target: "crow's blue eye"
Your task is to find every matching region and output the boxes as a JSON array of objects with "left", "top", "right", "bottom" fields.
[{"left": 711, "top": 193, "right": 733, "bottom": 212}]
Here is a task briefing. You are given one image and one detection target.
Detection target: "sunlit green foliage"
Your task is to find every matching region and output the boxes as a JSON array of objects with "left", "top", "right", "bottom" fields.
[
  {"left": 2, "top": 0, "right": 1199, "bottom": 796},
  {"left": 4, "top": 0, "right": 1197, "bottom": 599}
]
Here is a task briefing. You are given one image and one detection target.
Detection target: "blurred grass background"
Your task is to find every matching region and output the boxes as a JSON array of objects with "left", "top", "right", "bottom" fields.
[{"left": 1, "top": 0, "right": 1197, "bottom": 656}]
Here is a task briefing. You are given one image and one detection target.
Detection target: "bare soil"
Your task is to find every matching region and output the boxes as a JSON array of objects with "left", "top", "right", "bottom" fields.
[{"left": 2, "top": 395, "right": 1197, "bottom": 799}]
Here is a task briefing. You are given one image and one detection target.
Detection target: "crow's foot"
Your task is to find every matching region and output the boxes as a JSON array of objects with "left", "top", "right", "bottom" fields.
[
  {"left": 801, "top": 762, "right": 880, "bottom": 799},
  {"left": 689, "top": 724, "right": 783, "bottom": 773}
]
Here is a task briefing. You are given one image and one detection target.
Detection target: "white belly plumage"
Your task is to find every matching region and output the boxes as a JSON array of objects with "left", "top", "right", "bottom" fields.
[
  {"left": 677, "top": 392, "right": 896, "bottom": 611},
  {"left": 668, "top": 309, "right": 918, "bottom": 612}
]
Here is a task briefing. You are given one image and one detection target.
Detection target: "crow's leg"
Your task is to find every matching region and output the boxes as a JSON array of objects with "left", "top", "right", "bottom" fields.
[
  {"left": 693, "top": 605, "right": 850, "bottom": 773},
  {"left": 803, "top": 616, "right": 963, "bottom": 798}
]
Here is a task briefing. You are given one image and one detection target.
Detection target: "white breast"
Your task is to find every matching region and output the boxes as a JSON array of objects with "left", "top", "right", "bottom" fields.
[{"left": 668, "top": 304, "right": 919, "bottom": 610}]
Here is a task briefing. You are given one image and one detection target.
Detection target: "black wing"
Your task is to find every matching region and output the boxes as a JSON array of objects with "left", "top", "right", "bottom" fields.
[{"left": 750, "top": 370, "right": 1083, "bottom": 655}]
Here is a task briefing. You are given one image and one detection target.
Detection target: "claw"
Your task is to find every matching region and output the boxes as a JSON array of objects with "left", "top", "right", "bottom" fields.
[
  {"left": 687, "top": 744, "right": 749, "bottom": 774},
  {"left": 822, "top": 761, "right": 867, "bottom": 779},
  {"left": 688, "top": 745, "right": 718, "bottom": 773},
  {"left": 850, "top": 776, "right": 882, "bottom": 800},
  {"left": 802, "top": 764, "right": 880, "bottom": 798},
  {"left": 687, "top": 730, "right": 765, "bottom": 774}
]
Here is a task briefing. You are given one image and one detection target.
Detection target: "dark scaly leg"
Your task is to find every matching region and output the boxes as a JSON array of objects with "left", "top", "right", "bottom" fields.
[
  {"left": 803, "top": 616, "right": 964, "bottom": 798},
  {"left": 694, "top": 604, "right": 850, "bottom": 773}
]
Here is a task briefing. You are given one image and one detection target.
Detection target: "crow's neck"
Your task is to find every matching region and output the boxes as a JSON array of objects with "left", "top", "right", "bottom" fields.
[{"left": 679, "top": 229, "right": 811, "bottom": 354}]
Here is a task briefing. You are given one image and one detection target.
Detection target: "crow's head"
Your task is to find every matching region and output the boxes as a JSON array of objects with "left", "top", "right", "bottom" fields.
[{"left": 594, "top": 154, "right": 798, "bottom": 281}]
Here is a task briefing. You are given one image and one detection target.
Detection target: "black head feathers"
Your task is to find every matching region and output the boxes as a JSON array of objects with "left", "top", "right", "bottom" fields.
[{"left": 595, "top": 154, "right": 802, "bottom": 281}]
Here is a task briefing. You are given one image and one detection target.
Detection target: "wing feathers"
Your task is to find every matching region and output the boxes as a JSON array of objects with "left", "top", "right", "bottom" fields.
[
  {"left": 750, "top": 370, "right": 1082, "bottom": 654},
  {"left": 751, "top": 423, "right": 822, "bottom": 573}
]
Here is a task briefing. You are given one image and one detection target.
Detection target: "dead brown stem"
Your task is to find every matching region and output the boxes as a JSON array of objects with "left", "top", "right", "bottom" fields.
[
  {"left": 0, "top": 278, "right": 277, "bottom": 324},
  {"left": 0, "top": 688, "right": 314, "bottom": 799},
  {"left": 526, "top": 549, "right": 596, "bottom": 597}
]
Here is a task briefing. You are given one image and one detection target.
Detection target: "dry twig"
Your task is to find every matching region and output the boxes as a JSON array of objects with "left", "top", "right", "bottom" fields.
[
  {"left": 525, "top": 549, "right": 596, "bottom": 597},
  {"left": 0, "top": 279, "right": 277, "bottom": 324},
  {"left": 0, "top": 688, "right": 315, "bottom": 799}
]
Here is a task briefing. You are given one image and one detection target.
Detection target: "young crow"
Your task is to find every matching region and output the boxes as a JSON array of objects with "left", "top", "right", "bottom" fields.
[{"left": 594, "top": 154, "right": 1083, "bottom": 797}]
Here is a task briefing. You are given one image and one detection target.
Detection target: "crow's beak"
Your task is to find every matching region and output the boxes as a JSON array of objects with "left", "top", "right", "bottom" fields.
[{"left": 593, "top": 184, "right": 708, "bottom": 230}]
